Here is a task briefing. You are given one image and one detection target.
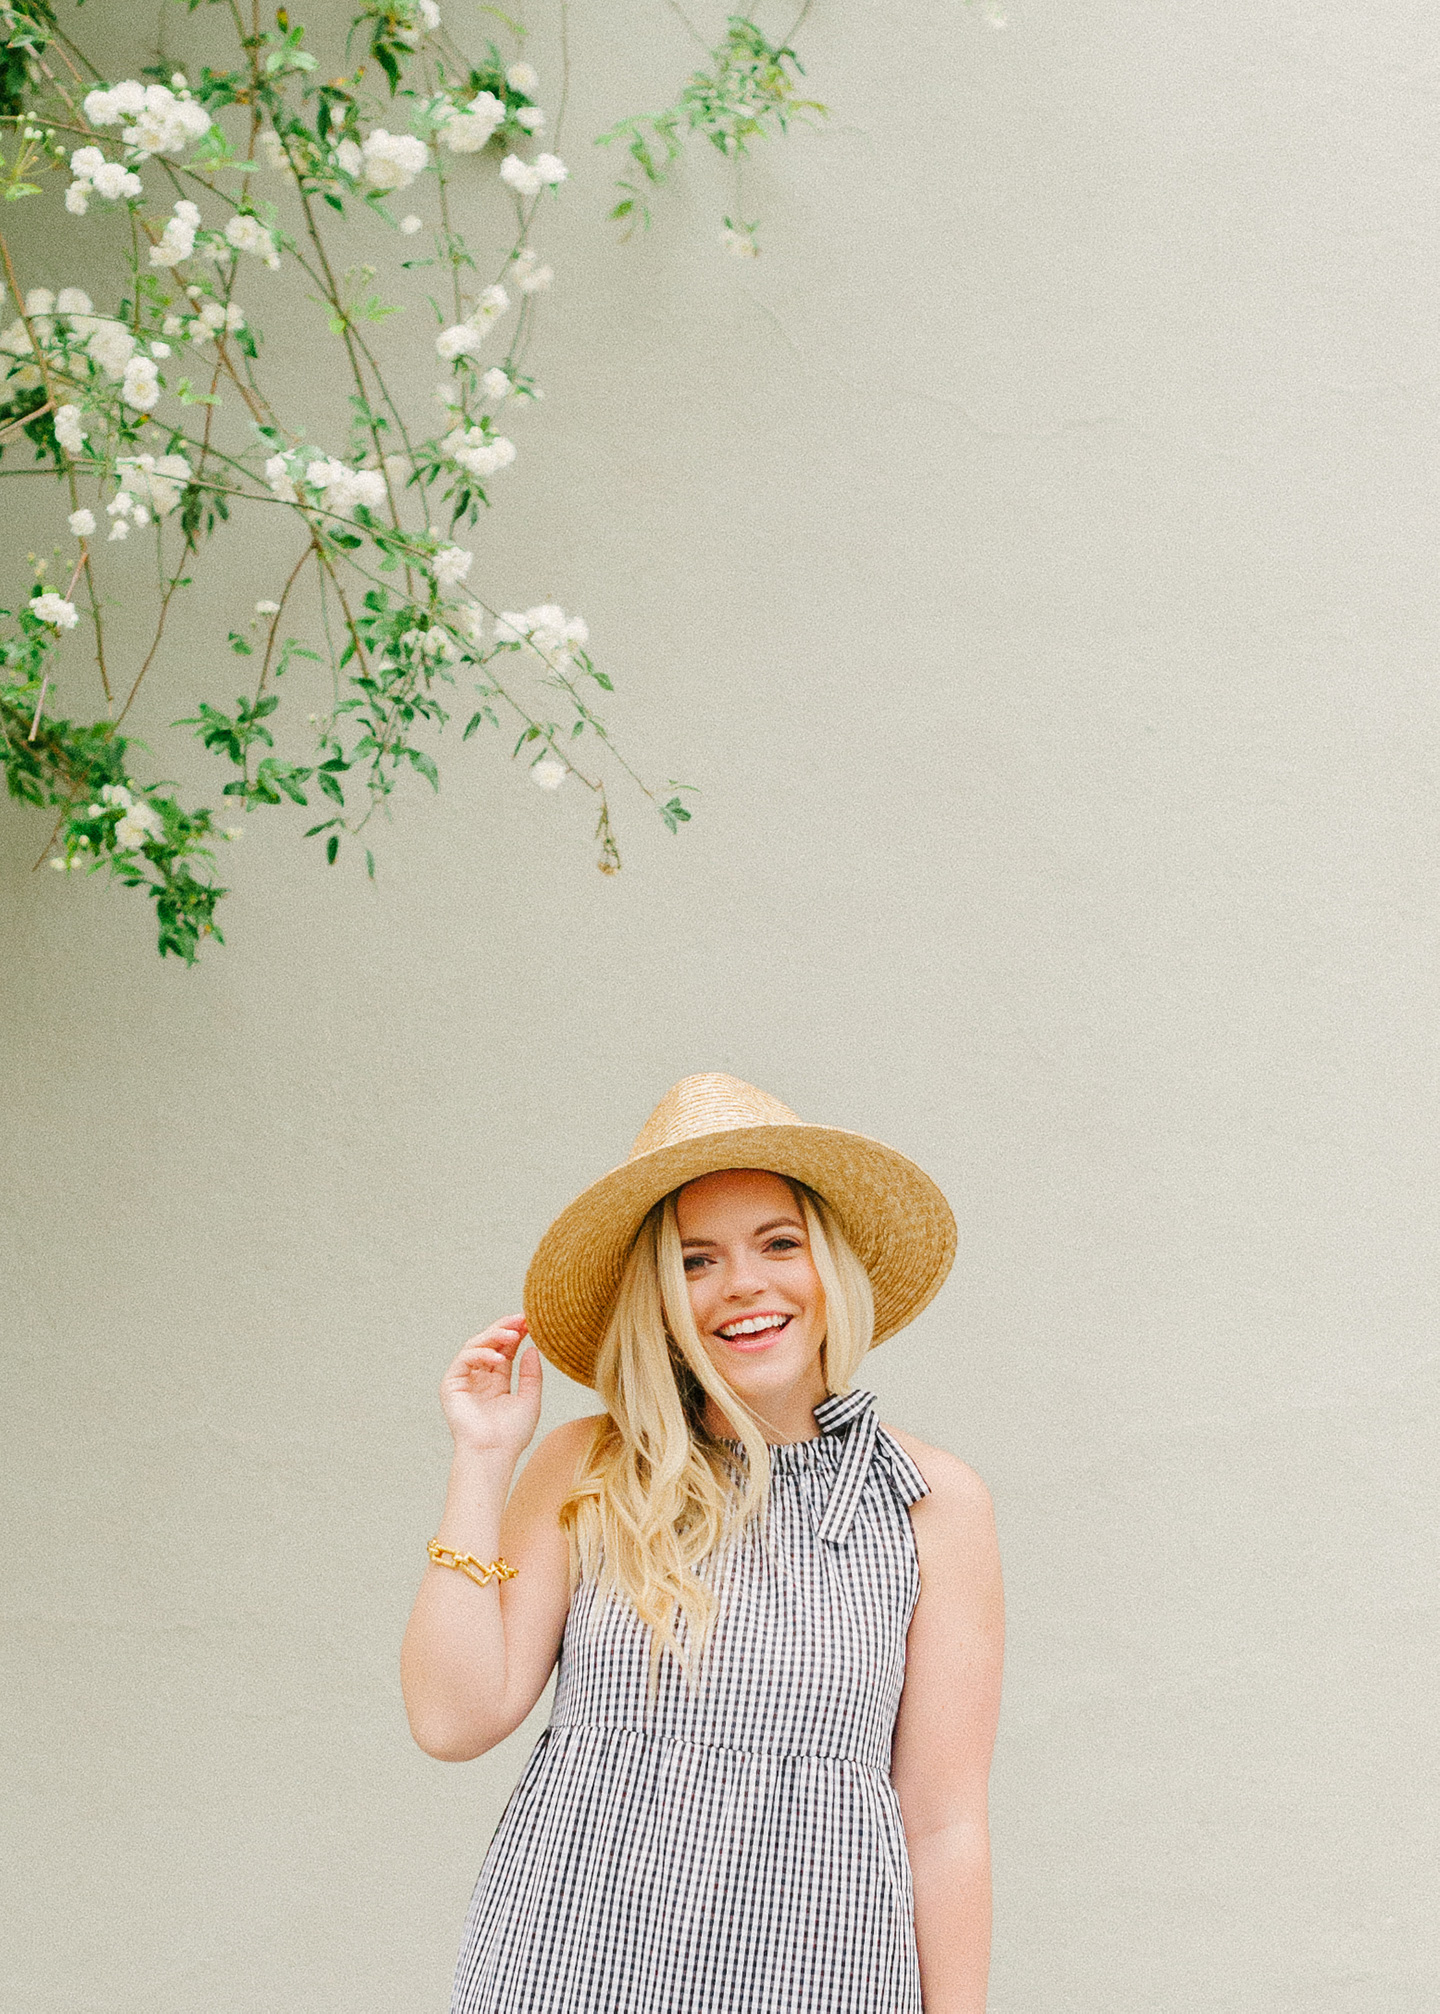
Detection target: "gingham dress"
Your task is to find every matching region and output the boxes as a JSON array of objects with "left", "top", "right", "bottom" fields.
[{"left": 450, "top": 1388, "right": 930, "bottom": 2014}]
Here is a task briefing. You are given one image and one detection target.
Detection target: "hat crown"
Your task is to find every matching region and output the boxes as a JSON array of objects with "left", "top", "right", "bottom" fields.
[{"left": 628, "top": 1072, "right": 800, "bottom": 1162}]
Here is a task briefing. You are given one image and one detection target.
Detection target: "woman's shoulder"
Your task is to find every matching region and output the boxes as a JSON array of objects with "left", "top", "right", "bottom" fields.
[
  {"left": 512, "top": 1412, "right": 609, "bottom": 1508},
  {"left": 881, "top": 1423, "right": 994, "bottom": 1524}
]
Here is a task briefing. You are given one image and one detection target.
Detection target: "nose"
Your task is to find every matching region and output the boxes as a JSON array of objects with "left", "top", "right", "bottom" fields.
[{"left": 722, "top": 1250, "right": 768, "bottom": 1300}]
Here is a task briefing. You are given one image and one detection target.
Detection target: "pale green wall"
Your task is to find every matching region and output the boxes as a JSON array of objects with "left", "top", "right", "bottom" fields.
[{"left": 3, "top": 3, "right": 1437, "bottom": 2010}]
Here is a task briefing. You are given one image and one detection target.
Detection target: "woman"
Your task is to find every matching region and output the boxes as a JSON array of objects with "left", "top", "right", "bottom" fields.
[{"left": 401, "top": 1074, "right": 1004, "bottom": 2014}]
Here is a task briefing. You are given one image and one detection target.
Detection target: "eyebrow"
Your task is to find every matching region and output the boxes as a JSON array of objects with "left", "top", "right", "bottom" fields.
[{"left": 680, "top": 1216, "right": 805, "bottom": 1247}]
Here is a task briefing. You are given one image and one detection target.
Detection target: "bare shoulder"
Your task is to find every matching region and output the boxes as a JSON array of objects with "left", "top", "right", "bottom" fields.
[
  {"left": 884, "top": 1424, "right": 993, "bottom": 1520},
  {"left": 883, "top": 1424, "right": 998, "bottom": 1582},
  {"left": 511, "top": 1412, "right": 608, "bottom": 1507}
]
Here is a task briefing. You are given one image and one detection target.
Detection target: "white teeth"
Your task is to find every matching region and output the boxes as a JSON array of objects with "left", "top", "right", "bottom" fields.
[{"left": 719, "top": 1314, "right": 789, "bottom": 1339}]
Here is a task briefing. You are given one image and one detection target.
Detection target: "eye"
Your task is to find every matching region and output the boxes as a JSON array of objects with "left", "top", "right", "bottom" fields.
[
  {"left": 766, "top": 1236, "right": 801, "bottom": 1254},
  {"left": 683, "top": 1253, "right": 710, "bottom": 1274}
]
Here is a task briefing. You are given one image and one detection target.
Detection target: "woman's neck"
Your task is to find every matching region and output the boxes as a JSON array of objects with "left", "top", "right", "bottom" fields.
[{"left": 701, "top": 1366, "right": 830, "bottom": 1446}]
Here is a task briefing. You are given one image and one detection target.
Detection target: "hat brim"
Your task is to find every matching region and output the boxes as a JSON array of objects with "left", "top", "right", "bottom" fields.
[{"left": 523, "top": 1123, "right": 957, "bottom": 1387}]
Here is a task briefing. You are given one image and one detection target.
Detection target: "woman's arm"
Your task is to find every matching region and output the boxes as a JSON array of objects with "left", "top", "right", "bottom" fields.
[
  {"left": 399, "top": 1314, "right": 598, "bottom": 1762},
  {"left": 886, "top": 1430, "right": 1005, "bottom": 2014}
]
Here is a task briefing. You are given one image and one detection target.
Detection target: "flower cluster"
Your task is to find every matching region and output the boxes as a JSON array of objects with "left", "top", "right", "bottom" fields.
[
  {"left": 495, "top": 604, "right": 589, "bottom": 662},
  {"left": 82, "top": 78, "right": 212, "bottom": 159},
  {"left": 150, "top": 199, "right": 202, "bottom": 266},
  {"left": 499, "top": 152, "right": 567, "bottom": 198},
  {"left": 336, "top": 129, "right": 429, "bottom": 191},
  {"left": 30, "top": 590, "right": 79, "bottom": 630},
  {"left": 435, "top": 92, "right": 507, "bottom": 153},
  {"left": 0, "top": 1, "right": 690, "bottom": 962},
  {"left": 85, "top": 781, "right": 165, "bottom": 850},
  {"left": 435, "top": 283, "right": 511, "bottom": 362},
  {"left": 431, "top": 544, "right": 474, "bottom": 591},
  {"left": 225, "top": 213, "right": 280, "bottom": 268},
  {"left": 66, "top": 146, "right": 143, "bottom": 212},
  {"left": 442, "top": 424, "right": 517, "bottom": 480}
]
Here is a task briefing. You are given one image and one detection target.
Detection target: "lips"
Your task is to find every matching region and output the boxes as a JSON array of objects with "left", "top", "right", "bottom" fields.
[{"left": 715, "top": 1313, "right": 792, "bottom": 1350}]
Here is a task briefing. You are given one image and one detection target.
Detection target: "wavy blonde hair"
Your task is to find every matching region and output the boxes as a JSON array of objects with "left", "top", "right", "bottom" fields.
[{"left": 558, "top": 1177, "right": 875, "bottom": 1688}]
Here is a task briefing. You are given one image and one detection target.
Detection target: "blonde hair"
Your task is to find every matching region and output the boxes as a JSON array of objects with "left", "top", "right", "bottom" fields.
[{"left": 558, "top": 1178, "right": 875, "bottom": 1688}]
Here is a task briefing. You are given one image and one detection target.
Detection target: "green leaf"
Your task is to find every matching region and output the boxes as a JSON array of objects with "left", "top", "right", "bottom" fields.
[{"left": 325, "top": 832, "right": 339, "bottom": 865}]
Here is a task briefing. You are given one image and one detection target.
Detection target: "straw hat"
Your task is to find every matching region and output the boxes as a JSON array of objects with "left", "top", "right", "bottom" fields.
[{"left": 524, "top": 1073, "right": 957, "bottom": 1386}]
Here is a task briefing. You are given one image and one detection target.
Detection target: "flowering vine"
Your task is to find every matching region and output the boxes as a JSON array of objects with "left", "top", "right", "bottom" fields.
[
  {"left": 598, "top": 10, "right": 826, "bottom": 256},
  {"left": 0, "top": 1, "right": 693, "bottom": 961}
]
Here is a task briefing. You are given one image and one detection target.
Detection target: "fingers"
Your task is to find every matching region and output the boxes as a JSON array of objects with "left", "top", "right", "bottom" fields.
[{"left": 444, "top": 1316, "right": 533, "bottom": 1387}]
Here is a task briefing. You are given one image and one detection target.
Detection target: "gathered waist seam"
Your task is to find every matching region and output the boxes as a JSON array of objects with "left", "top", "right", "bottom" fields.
[{"left": 544, "top": 1720, "right": 891, "bottom": 1773}]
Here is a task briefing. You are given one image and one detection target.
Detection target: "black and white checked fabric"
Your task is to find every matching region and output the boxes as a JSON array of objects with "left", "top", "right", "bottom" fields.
[{"left": 450, "top": 1389, "right": 930, "bottom": 2014}]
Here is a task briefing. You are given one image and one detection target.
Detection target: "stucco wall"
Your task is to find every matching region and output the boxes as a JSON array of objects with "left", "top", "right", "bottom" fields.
[{"left": 3, "top": 3, "right": 1436, "bottom": 2010}]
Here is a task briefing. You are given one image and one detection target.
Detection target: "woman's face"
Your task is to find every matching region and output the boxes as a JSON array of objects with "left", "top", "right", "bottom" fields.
[{"left": 675, "top": 1169, "right": 828, "bottom": 1416}]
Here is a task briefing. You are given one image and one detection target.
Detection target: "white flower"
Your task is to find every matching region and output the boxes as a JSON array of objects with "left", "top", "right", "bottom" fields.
[
  {"left": 68, "top": 508, "right": 96, "bottom": 536},
  {"left": 255, "top": 598, "right": 281, "bottom": 615},
  {"left": 53, "top": 404, "right": 86, "bottom": 455},
  {"left": 120, "top": 354, "right": 161, "bottom": 411},
  {"left": 360, "top": 129, "right": 428, "bottom": 192},
  {"left": 86, "top": 319, "right": 137, "bottom": 378},
  {"left": 334, "top": 138, "right": 363, "bottom": 179},
  {"left": 222, "top": 825, "right": 243, "bottom": 840},
  {"left": 107, "top": 491, "right": 134, "bottom": 518},
  {"left": 151, "top": 341, "right": 170, "bottom": 358},
  {"left": 150, "top": 199, "right": 200, "bottom": 267},
  {"left": 477, "top": 282, "right": 510, "bottom": 321},
  {"left": 23, "top": 288, "right": 54, "bottom": 319},
  {"left": 435, "top": 321, "right": 482, "bottom": 361},
  {"left": 458, "top": 604, "right": 486, "bottom": 646},
  {"left": 506, "top": 62, "right": 539, "bottom": 94},
  {"left": 65, "top": 183, "right": 89, "bottom": 215},
  {"left": 257, "top": 128, "right": 289, "bottom": 172},
  {"left": 500, "top": 151, "right": 565, "bottom": 196},
  {"left": 514, "top": 106, "right": 544, "bottom": 132},
  {"left": 443, "top": 427, "right": 516, "bottom": 479},
  {"left": 116, "top": 451, "right": 192, "bottom": 515},
  {"left": 304, "top": 456, "right": 388, "bottom": 517},
  {"left": 436, "top": 91, "right": 506, "bottom": 154},
  {"left": 83, "top": 81, "right": 146, "bottom": 124},
  {"left": 162, "top": 316, "right": 185, "bottom": 336},
  {"left": 496, "top": 603, "right": 588, "bottom": 660},
  {"left": 480, "top": 366, "right": 510, "bottom": 400},
  {"left": 31, "top": 591, "right": 79, "bottom": 629},
  {"left": 432, "top": 543, "right": 473, "bottom": 590},
  {"left": 519, "top": 262, "right": 553, "bottom": 293},
  {"left": 70, "top": 145, "right": 106, "bottom": 179},
  {"left": 195, "top": 300, "right": 245, "bottom": 336},
  {"left": 90, "top": 160, "right": 143, "bottom": 201},
  {"left": 131, "top": 504, "right": 151, "bottom": 528},
  {"left": 114, "top": 800, "right": 165, "bottom": 850},
  {"left": 117, "top": 84, "right": 212, "bottom": 160},
  {"left": 721, "top": 224, "right": 758, "bottom": 258},
  {"left": 100, "top": 783, "right": 134, "bottom": 808},
  {"left": 500, "top": 154, "right": 542, "bottom": 197},
  {"left": 400, "top": 213, "right": 423, "bottom": 234},
  {"left": 530, "top": 754, "right": 567, "bottom": 789},
  {"left": 225, "top": 212, "right": 277, "bottom": 264},
  {"left": 55, "top": 288, "right": 93, "bottom": 316},
  {"left": 265, "top": 454, "right": 297, "bottom": 502},
  {"left": 418, "top": 0, "right": 441, "bottom": 25}
]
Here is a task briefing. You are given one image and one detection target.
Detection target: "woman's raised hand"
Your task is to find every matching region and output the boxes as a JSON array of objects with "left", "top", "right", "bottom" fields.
[{"left": 439, "top": 1315, "right": 543, "bottom": 1462}]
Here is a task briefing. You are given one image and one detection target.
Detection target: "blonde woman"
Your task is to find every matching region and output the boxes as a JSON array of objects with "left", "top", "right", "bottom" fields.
[{"left": 401, "top": 1075, "right": 1004, "bottom": 2014}]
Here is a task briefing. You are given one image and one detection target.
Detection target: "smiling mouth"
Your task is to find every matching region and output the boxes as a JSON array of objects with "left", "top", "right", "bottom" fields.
[{"left": 715, "top": 1313, "right": 792, "bottom": 1345}]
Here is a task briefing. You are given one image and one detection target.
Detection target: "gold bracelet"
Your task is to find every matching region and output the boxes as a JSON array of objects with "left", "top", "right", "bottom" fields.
[{"left": 427, "top": 1539, "right": 518, "bottom": 1588}]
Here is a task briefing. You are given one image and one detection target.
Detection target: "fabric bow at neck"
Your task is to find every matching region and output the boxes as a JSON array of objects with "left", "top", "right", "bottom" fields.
[{"left": 810, "top": 1388, "right": 930, "bottom": 1545}]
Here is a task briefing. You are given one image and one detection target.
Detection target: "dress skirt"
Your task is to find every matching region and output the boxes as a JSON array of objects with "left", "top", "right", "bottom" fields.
[{"left": 450, "top": 1389, "right": 929, "bottom": 2014}]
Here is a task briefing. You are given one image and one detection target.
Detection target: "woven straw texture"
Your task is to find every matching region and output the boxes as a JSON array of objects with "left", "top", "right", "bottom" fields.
[{"left": 523, "top": 1074, "right": 957, "bottom": 1386}]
